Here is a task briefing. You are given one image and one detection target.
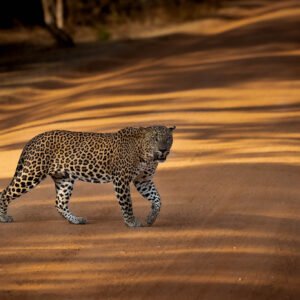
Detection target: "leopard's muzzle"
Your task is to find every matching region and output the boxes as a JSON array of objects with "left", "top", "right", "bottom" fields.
[{"left": 154, "top": 149, "right": 170, "bottom": 162}]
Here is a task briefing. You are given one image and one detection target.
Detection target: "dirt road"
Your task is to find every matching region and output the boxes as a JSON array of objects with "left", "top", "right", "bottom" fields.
[{"left": 0, "top": 1, "right": 300, "bottom": 299}]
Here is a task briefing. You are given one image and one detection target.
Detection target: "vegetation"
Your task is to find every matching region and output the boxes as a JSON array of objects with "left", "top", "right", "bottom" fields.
[
  {"left": 0, "top": 0, "right": 222, "bottom": 46},
  {"left": 0, "top": 1, "right": 222, "bottom": 28}
]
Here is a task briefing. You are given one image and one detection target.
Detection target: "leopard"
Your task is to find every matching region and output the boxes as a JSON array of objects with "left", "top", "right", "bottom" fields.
[{"left": 0, "top": 125, "right": 175, "bottom": 227}]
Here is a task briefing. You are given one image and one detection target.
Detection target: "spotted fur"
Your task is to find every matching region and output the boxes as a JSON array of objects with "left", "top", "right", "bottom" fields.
[{"left": 0, "top": 126, "right": 175, "bottom": 227}]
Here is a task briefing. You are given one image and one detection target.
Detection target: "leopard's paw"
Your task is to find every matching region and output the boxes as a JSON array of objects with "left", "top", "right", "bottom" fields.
[
  {"left": 125, "top": 217, "right": 143, "bottom": 228},
  {"left": 0, "top": 214, "right": 14, "bottom": 223}
]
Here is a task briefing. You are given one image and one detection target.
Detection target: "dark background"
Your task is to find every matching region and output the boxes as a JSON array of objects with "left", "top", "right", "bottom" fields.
[{"left": 0, "top": 0, "right": 221, "bottom": 28}]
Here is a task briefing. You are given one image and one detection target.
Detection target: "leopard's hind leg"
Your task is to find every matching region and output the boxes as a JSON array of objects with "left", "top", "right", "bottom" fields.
[
  {"left": 0, "top": 168, "right": 46, "bottom": 223},
  {"left": 52, "top": 176, "right": 86, "bottom": 224}
]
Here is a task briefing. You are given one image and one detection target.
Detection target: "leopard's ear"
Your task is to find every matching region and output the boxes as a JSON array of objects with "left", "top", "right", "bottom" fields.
[
  {"left": 168, "top": 126, "right": 176, "bottom": 132},
  {"left": 139, "top": 127, "right": 152, "bottom": 138}
]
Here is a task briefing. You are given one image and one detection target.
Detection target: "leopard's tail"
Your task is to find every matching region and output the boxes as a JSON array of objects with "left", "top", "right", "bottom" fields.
[
  {"left": 0, "top": 189, "right": 6, "bottom": 215},
  {"left": 0, "top": 187, "right": 8, "bottom": 201},
  {"left": 0, "top": 188, "right": 5, "bottom": 201}
]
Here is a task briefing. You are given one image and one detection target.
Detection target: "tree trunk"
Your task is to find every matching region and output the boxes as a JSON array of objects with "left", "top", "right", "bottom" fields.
[
  {"left": 41, "top": 0, "right": 74, "bottom": 47},
  {"left": 41, "top": 0, "right": 52, "bottom": 25},
  {"left": 56, "top": 0, "right": 64, "bottom": 29}
]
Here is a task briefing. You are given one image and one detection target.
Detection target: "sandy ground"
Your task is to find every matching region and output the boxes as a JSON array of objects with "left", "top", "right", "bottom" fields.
[{"left": 0, "top": 0, "right": 300, "bottom": 299}]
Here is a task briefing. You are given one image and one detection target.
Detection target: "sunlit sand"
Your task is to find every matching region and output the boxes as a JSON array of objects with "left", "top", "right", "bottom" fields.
[{"left": 0, "top": 1, "right": 300, "bottom": 299}]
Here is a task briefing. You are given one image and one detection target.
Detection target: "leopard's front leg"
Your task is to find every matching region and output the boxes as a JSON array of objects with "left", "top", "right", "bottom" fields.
[
  {"left": 52, "top": 177, "right": 87, "bottom": 224},
  {"left": 113, "top": 179, "right": 142, "bottom": 228},
  {"left": 134, "top": 179, "right": 161, "bottom": 226}
]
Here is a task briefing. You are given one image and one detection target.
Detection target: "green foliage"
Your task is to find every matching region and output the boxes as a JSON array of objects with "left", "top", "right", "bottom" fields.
[
  {"left": 0, "top": 0, "right": 223, "bottom": 29},
  {"left": 65, "top": 0, "right": 222, "bottom": 27},
  {"left": 96, "top": 24, "right": 111, "bottom": 41}
]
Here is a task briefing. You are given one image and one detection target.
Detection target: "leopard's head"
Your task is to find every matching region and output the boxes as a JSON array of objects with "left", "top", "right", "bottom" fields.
[{"left": 144, "top": 125, "right": 176, "bottom": 163}]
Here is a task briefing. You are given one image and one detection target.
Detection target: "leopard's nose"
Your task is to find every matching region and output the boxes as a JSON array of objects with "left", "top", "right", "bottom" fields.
[
  {"left": 159, "top": 148, "right": 168, "bottom": 153},
  {"left": 160, "top": 149, "right": 169, "bottom": 158}
]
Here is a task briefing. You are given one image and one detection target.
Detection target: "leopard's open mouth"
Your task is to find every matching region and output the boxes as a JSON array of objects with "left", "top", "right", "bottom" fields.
[
  {"left": 157, "top": 157, "right": 166, "bottom": 162},
  {"left": 154, "top": 150, "right": 169, "bottom": 162}
]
